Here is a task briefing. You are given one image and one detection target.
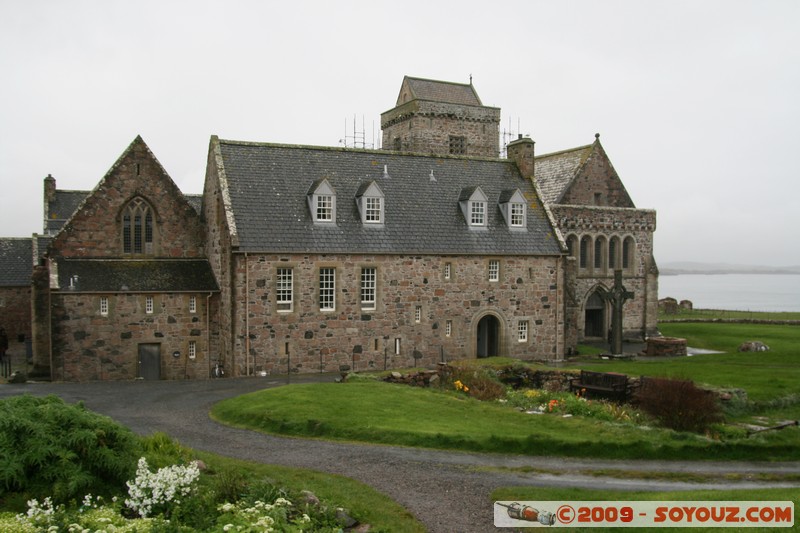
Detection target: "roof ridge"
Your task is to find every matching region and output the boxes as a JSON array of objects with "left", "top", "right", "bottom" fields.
[
  {"left": 216, "top": 138, "right": 508, "bottom": 163},
  {"left": 534, "top": 143, "right": 594, "bottom": 160}
]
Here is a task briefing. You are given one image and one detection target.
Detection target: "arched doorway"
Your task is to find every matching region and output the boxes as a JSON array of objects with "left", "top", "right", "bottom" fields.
[
  {"left": 476, "top": 315, "right": 500, "bottom": 358},
  {"left": 584, "top": 290, "right": 607, "bottom": 339}
]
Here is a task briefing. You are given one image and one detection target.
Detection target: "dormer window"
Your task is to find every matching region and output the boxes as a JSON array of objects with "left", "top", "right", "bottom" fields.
[
  {"left": 355, "top": 181, "right": 385, "bottom": 226},
  {"left": 459, "top": 186, "right": 488, "bottom": 229},
  {"left": 499, "top": 189, "right": 528, "bottom": 230},
  {"left": 307, "top": 179, "right": 336, "bottom": 224}
]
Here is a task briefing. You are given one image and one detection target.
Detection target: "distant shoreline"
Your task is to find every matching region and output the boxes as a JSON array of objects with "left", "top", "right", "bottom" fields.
[{"left": 661, "top": 270, "right": 800, "bottom": 276}]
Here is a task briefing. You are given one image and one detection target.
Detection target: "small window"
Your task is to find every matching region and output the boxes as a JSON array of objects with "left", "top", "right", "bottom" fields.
[
  {"left": 361, "top": 267, "right": 376, "bottom": 310},
  {"left": 100, "top": 297, "right": 109, "bottom": 316},
  {"left": 488, "top": 260, "right": 500, "bottom": 282},
  {"left": 449, "top": 135, "right": 466, "bottom": 155},
  {"left": 415, "top": 306, "right": 422, "bottom": 323},
  {"left": 510, "top": 203, "right": 525, "bottom": 227},
  {"left": 445, "top": 320, "right": 452, "bottom": 337},
  {"left": 365, "top": 197, "right": 382, "bottom": 223},
  {"left": 319, "top": 267, "right": 335, "bottom": 311},
  {"left": 145, "top": 296, "right": 154, "bottom": 314},
  {"left": 356, "top": 181, "right": 385, "bottom": 225},
  {"left": 470, "top": 201, "right": 485, "bottom": 226},
  {"left": 444, "top": 262, "right": 451, "bottom": 280},
  {"left": 500, "top": 189, "right": 527, "bottom": 229},
  {"left": 460, "top": 187, "right": 488, "bottom": 228},
  {"left": 394, "top": 338, "right": 401, "bottom": 355},
  {"left": 518, "top": 320, "right": 529, "bottom": 342},
  {"left": 308, "top": 179, "right": 336, "bottom": 224},
  {"left": 189, "top": 296, "right": 196, "bottom": 313},
  {"left": 188, "top": 341, "right": 197, "bottom": 359},
  {"left": 277, "top": 268, "right": 293, "bottom": 312},
  {"left": 316, "top": 195, "right": 333, "bottom": 221}
]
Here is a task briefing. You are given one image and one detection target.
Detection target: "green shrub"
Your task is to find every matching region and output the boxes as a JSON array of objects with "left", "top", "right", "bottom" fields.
[
  {"left": 0, "top": 395, "right": 141, "bottom": 503},
  {"left": 634, "top": 377, "right": 723, "bottom": 433}
]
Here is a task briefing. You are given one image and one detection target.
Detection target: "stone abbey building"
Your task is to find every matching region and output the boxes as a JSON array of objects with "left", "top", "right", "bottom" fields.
[{"left": 0, "top": 76, "right": 657, "bottom": 381}]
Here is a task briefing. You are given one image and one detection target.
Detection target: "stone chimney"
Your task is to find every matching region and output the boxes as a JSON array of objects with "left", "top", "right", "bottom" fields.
[
  {"left": 507, "top": 135, "right": 535, "bottom": 179},
  {"left": 44, "top": 174, "right": 56, "bottom": 204}
]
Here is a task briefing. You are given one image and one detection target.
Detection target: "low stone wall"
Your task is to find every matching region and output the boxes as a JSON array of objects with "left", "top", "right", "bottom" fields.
[{"left": 643, "top": 336, "right": 687, "bottom": 357}]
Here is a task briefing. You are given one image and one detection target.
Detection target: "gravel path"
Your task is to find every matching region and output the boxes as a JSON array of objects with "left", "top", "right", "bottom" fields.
[{"left": 2, "top": 376, "right": 799, "bottom": 532}]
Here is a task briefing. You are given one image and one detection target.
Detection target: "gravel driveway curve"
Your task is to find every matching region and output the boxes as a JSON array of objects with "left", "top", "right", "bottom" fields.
[{"left": 2, "top": 376, "right": 798, "bottom": 532}]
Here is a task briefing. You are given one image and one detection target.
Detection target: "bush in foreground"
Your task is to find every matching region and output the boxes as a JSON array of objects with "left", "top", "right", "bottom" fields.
[
  {"left": 634, "top": 377, "right": 723, "bottom": 433},
  {"left": 0, "top": 395, "right": 141, "bottom": 503}
]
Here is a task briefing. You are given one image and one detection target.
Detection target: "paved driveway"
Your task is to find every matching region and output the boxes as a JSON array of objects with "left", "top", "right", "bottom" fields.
[{"left": 2, "top": 377, "right": 798, "bottom": 532}]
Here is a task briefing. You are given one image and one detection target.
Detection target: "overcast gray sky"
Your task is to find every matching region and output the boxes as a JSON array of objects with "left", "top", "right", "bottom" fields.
[{"left": 1, "top": 0, "right": 798, "bottom": 266}]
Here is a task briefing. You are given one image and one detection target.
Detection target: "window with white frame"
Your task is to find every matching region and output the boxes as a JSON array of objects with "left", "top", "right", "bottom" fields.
[
  {"left": 470, "top": 200, "right": 486, "bottom": 226},
  {"left": 188, "top": 340, "right": 197, "bottom": 359},
  {"left": 277, "top": 268, "right": 293, "bottom": 312},
  {"left": 444, "top": 262, "right": 451, "bottom": 280},
  {"left": 316, "top": 195, "right": 333, "bottom": 221},
  {"left": 365, "top": 197, "right": 382, "bottom": 223},
  {"left": 361, "top": 267, "right": 376, "bottom": 310},
  {"left": 145, "top": 296, "right": 154, "bottom": 314},
  {"left": 518, "top": 320, "right": 529, "bottom": 342},
  {"left": 100, "top": 297, "right": 109, "bottom": 316},
  {"left": 460, "top": 187, "right": 488, "bottom": 228},
  {"left": 189, "top": 295, "right": 196, "bottom": 313},
  {"left": 415, "top": 306, "right": 422, "bottom": 323},
  {"left": 500, "top": 189, "right": 527, "bottom": 229},
  {"left": 308, "top": 179, "right": 336, "bottom": 223},
  {"left": 510, "top": 202, "right": 525, "bottom": 227},
  {"left": 356, "top": 181, "right": 385, "bottom": 225},
  {"left": 488, "top": 260, "right": 500, "bottom": 282},
  {"left": 319, "top": 267, "right": 335, "bottom": 311},
  {"left": 445, "top": 320, "right": 452, "bottom": 337}
]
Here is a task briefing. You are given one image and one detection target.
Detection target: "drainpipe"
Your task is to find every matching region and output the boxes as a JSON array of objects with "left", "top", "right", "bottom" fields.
[
  {"left": 556, "top": 256, "right": 563, "bottom": 359},
  {"left": 244, "top": 253, "right": 250, "bottom": 377},
  {"left": 206, "top": 291, "right": 213, "bottom": 379}
]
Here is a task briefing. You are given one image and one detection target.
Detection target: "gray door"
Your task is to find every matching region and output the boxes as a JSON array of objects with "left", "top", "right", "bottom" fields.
[{"left": 138, "top": 343, "right": 161, "bottom": 380}]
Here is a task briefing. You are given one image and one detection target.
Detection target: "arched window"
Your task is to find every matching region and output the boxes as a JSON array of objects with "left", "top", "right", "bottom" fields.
[
  {"left": 594, "top": 236, "right": 607, "bottom": 273},
  {"left": 566, "top": 234, "right": 579, "bottom": 259},
  {"left": 622, "top": 236, "right": 635, "bottom": 273},
  {"left": 579, "top": 236, "right": 592, "bottom": 271},
  {"left": 609, "top": 236, "right": 621, "bottom": 270},
  {"left": 123, "top": 197, "right": 155, "bottom": 254}
]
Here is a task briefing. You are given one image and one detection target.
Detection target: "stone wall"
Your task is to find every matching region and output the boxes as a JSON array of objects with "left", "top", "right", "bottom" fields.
[
  {"left": 0, "top": 285, "right": 31, "bottom": 346},
  {"left": 558, "top": 146, "right": 634, "bottom": 208},
  {"left": 48, "top": 138, "right": 205, "bottom": 260},
  {"left": 50, "top": 292, "right": 213, "bottom": 381},
  {"left": 554, "top": 205, "right": 658, "bottom": 341},
  {"left": 224, "top": 253, "right": 564, "bottom": 376},
  {"left": 381, "top": 100, "right": 500, "bottom": 157}
]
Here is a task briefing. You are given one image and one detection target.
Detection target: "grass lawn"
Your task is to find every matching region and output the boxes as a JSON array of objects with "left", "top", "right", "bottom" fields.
[
  {"left": 193, "top": 451, "right": 425, "bottom": 533},
  {"left": 213, "top": 319, "right": 799, "bottom": 461}
]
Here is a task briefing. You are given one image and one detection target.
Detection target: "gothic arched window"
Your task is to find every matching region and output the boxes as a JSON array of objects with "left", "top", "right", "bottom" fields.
[{"left": 122, "top": 197, "right": 155, "bottom": 254}]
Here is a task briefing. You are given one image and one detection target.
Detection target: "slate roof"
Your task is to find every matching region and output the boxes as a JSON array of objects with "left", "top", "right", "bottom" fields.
[
  {"left": 0, "top": 238, "right": 33, "bottom": 286},
  {"left": 533, "top": 144, "right": 594, "bottom": 205},
  {"left": 402, "top": 76, "right": 483, "bottom": 106},
  {"left": 216, "top": 139, "right": 563, "bottom": 256},
  {"left": 55, "top": 259, "right": 219, "bottom": 293},
  {"left": 47, "top": 190, "right": 89, "bottom": 233}
]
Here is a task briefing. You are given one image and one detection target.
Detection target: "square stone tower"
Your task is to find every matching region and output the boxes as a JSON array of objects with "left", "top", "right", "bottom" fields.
[{"left": 381, "top": 76, "right": 500, "bottom": 157}]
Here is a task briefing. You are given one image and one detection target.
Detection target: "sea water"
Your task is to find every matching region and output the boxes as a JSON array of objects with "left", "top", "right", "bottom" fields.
[{"left": 658, "top": 274, "right": 800, "bottom": 313}]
